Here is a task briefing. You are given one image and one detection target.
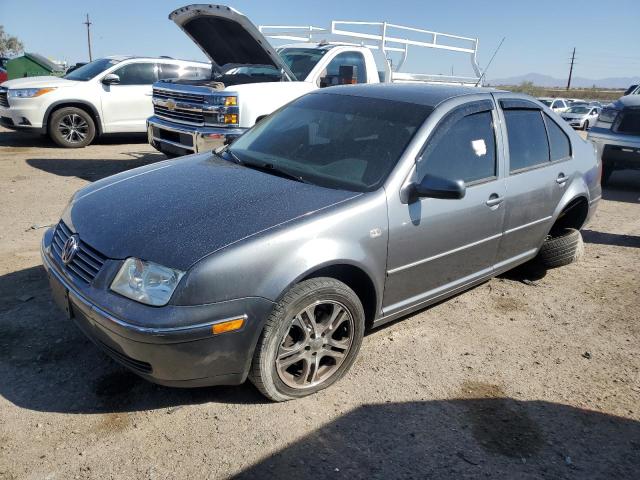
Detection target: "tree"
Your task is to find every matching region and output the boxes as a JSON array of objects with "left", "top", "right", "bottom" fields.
[{"left": 0, "top": 26, "right": 24, "bottom": 57}]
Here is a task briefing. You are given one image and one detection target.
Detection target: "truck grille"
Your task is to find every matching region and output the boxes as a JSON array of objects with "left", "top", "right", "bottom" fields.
[
  {"left": 153, "top": 87, "right": 205, "bottom": 103},
  {"left": 0, "top": 89, "right": 9, "bottom": 108},
  {"left": 50, "top": 221, "right": 107, "bottom": 284},
  {"left": 153, "top": 104, "right": 204, "bottom": 125},
  {"left": 617, "top": 109, "right": 640, "bottom": 135}
]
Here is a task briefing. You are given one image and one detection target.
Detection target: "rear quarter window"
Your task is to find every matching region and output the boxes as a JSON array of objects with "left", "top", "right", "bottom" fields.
[
  {"left": 504, "top": 110, "right": 550, "bottom": 172},
  {"left": 544, "top": 114, "right": 571, "bottom": 160}
]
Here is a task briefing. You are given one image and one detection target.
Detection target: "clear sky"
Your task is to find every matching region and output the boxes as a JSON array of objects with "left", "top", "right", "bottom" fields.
[{"left": 1, "top": 0, "right": 638, "bottom": 82}]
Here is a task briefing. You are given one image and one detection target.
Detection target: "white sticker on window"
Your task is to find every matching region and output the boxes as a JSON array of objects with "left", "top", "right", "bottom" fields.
[{"left": 471, "top": 139, "right": 487, "bottom": 157}]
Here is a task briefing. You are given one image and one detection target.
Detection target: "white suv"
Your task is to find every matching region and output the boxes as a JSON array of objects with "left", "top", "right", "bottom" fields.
[{"left": 0, "top": 56, "right": 210, "bottom": 147}]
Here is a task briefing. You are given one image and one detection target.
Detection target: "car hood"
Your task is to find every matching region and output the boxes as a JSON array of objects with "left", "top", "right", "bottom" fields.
[
  {"left": 0, "top": 76, "right": 79, "bottom": 89},
  {"left": 170, "top": 4, "right": 296, "bottom": 80},
  {"left": 67, "top": 153, "right": 359, "bottom": 271}
]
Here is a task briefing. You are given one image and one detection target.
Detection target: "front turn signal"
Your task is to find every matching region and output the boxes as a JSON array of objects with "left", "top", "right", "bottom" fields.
[{"left": 212, "top": 317, "right": 245, "bottom": 335}]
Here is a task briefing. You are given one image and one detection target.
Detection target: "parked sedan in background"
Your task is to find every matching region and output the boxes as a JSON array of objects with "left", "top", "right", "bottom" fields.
[
  {"left": 0, "top": 56, "right": 210, "bottom": 147},
  {"left": 538, "top": 97, "right": 569, "bottom": 113},
  {"left": 561, "top": 105, "right": 600, "bottom": 130},
  {"left": 42, "top": 83, "right": 599, "bottom": 401}
]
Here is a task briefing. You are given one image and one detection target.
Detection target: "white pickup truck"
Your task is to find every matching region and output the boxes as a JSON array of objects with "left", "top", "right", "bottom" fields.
[{"left": 147, "top": 4, "right": 482, "bottom": 156}]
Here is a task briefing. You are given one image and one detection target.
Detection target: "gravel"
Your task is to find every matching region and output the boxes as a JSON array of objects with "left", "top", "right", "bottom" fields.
[{"left": 0, "top": 127, "right": 639, "bottom": 479}]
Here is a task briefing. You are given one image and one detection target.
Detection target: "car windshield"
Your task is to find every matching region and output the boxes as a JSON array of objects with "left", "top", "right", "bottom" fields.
[
  {"left": 229, "top": 93, "right": 432, "bottom": 192},
  {"left": 540, "top": 99, "right": 552, "bottom": 107},
  {"left": 567, "top": 107, "right": 590, "bottom": 114},
  {"left": 278, "top": 48, "right": 328, "bottom": 80},
  {"left": 64, "top": 58, "right": 122, "bottom": 81}
]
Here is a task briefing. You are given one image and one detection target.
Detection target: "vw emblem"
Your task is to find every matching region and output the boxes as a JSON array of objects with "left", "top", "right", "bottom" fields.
[
  {"left": 166, "top": 98, "right": 176, "bottom": 111},
  {"left": 61, "top": 234, "right": 80, "bottom": 265}
]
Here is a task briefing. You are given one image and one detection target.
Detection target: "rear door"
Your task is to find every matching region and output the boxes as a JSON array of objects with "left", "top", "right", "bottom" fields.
[
  {"left": 100, "top": 61, "right": 157, "bottom": 133},
  {"left": 493, "top": 95, "right": 572, "bottom": 267},
  {"left": 383, "top": 98, "right": 506, "bottom": 315}
]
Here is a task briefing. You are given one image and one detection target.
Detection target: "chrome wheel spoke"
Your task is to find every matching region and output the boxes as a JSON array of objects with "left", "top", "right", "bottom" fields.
[
  {"left": 325, "top": 336, "right": 350, "bottom": 351},
  {"left": 278, "top": 350, "right": 306, "bottom": 368}
]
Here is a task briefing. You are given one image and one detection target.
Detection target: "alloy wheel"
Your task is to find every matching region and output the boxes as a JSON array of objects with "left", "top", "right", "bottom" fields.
[
  {"left": 276, "top": 300, "right": 354, "bottom": 389},
  {"left": 57, "top": 113, "right": 89, "bottom": 144}
]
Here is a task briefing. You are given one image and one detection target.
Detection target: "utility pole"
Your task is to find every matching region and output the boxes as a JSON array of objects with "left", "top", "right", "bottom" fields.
[
  {"left": 566, "top": 47, "right": 576, "bottom": 91},
  {"left": 84, "top": 14, "right": 93, "bottom": 61}
]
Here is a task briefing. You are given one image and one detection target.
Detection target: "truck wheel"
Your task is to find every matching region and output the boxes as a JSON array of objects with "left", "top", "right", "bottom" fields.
[
  {"left": 250, "top": 277, "right": 365, "bottom": 402},
  {"left": 48, "top": 107, "right": 96, "bottom": 148},
  {"left": 537, "top": 228, "right": 584, "bottom": 269}
]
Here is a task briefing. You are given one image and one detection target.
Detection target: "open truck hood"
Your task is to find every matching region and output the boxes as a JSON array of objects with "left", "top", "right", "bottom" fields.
[{"left": 170, "top": 4, "right": 296, "bottom": 80}]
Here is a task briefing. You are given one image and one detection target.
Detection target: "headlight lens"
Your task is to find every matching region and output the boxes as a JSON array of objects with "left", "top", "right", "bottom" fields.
[
  {"left": 8, "top": 87, "right": 57, "bottom": 98},
  {"left": 110, "top": 258, "right": 184, "bottom": 306}
]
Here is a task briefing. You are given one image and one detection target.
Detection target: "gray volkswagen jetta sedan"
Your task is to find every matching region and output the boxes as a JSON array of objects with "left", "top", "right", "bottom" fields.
[{"left": 42, "top": 84, "right": 601, "bottom": 401}]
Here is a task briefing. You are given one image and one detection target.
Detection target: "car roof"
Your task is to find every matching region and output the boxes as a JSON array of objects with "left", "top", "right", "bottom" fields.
[
  {"left": 104, "top": 55, "right": 209, "bottom": 65},
  {"left": 314, "top": 83, "right": 501, "bottom": 107}
]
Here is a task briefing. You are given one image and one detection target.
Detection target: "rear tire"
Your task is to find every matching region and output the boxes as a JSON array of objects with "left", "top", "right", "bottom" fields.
[
  {"left": 537, "top": 228, "right": 583, "bottom": 269},
  {"left": 48, "top": 107, "right": 96, "bottom": 148},
  {"left": 250, "top": 277, "right": 365, "bottom": 402}
]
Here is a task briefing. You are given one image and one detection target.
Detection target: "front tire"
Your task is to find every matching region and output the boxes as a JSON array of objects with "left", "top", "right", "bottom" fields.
[
  {"left": 250, "top": 277, "right": 365, "bottom": 402},
  {"left": 48, "top": 107, "right": 96, "bottom": 148}
]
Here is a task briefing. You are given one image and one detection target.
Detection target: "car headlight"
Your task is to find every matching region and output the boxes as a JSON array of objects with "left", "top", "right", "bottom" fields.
[
  {"left": 111, "top": 258, "right": 184, "bottom": 306},
  {"left": 8, "top": 87, "right": 57, "bottom": 98}
]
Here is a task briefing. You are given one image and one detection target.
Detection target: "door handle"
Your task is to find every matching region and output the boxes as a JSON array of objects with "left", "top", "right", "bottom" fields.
[
  {"left": 556, "top": 173, "right": 568, "bottom": 184},
  {"left": 486, "top": 194, "right": 504, "bottom": 207}
]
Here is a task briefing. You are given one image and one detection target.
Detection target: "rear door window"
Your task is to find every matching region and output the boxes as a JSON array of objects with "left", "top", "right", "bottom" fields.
[
  {"left": 504, "top": 110, "right": 550, "bottom": 172},
  {"left": 319, "top": 51, "right": 367, "bottom": 87},
  {"left": 113, "top": 62, "right": 157, "bottom": 85},
  {"left": 417, "top": 102, "right": 497, "bottom": 185},
  {"left": 544, "top": 114, "right": 571, "bottom": 161}
]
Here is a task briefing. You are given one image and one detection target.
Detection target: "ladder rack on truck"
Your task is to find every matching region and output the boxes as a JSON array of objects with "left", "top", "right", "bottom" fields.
[{"left": 259, "top": 20, "right": 482, "bottom": 86}]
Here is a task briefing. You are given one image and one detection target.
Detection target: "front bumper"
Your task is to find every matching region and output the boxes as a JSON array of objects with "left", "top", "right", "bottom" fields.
[
  {"left": 147, "top": 115, "right": 245, "bottom": 156},
  {"left": 562, "top": 117, "right": 584, "bottom": 129},
  {"left": 41, "top": 229, "right": 274, "bottom": 387},
  {"left": 0, "top": 96, "right": 46, "bottom": 131},
  {"left": 588, "top": 128, "right": 640, "bottom": 170}
]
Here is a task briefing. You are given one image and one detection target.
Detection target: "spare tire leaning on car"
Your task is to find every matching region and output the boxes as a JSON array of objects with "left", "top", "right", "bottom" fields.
[{"left": 536, "top": 228, "right": 584, "bottom": 269}]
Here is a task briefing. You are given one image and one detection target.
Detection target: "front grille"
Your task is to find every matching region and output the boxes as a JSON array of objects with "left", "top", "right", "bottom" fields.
[
  {"left": 153, "top": 87, "right": 205, "bottom": 103},
  {"left": 98, "top": 340, "right": 153, "bottom": 374},
  {"left": 0, "top": 90, "right": 9, "bottom": 108},
  {"left": 50, "top": 221, "right": 107, "bottom": 284},
  {"left": 617, "top": 109, "right": 640, "bottom": 135},
  {"left": 153, "top": 104, "right": 204, "bottom": 125}
]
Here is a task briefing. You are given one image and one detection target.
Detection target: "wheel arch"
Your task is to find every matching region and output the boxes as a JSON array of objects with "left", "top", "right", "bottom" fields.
[
  {"left": 43, "top": 100, "right": 103, "bottom": 135},
  {"left": 296, "top": 262, "right": 379, "bottom": 329},
  {"left": 549, "top": 194, "right": 589, "bottom": 237}
]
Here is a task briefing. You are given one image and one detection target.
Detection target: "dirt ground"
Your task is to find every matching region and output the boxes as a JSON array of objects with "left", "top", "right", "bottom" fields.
[{"left": 0, "top": 126, "right": 639, "bottom": 480}]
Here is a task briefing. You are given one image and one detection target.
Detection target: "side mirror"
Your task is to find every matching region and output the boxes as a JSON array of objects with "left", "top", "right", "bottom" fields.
[
  {"left": 410, "top": 174, "right": 466, "bottom": 201},
  {"left": 102, "top": 73, "right": 120, "bottom": 85}
]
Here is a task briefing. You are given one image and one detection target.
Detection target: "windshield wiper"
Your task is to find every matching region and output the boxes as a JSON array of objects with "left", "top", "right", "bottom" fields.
[{"left": 243, "top": 161, "right": 309, "bottom": 184}]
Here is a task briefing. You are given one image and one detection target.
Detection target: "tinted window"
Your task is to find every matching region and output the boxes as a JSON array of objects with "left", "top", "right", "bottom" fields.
[
  {"left": 319, "top": 52, "right": 367, "bottom": 87},
  {"left": 113, "top": 63, "right": 157, "bottom": 85},
  {"left": 504, "top": 110, "right": 549, "bottom": 172},
  {"left": 540, "top": 100, "right": 552, "bottom": 107},
  {"left": 552, "top": 100, "right": 562, "bottom": 108},
  {"left": 418, "top": 110, "right": 496, "bottom": 184},
  {"left": 544, "top": 114, "right": 571, "bottom": 160},
  {"left": 229, "top": 93, "right": 432, "bottom": 192},
  {"left": 64, "top": 58, "right": 121, "bottom": 81}
]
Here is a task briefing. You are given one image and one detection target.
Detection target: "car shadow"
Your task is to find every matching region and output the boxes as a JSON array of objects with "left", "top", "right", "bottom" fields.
[
  {"left": 0, "top": 265, "right": 268, "bottom": 414},
  {"left": 0, "top": 128, "right": 150, "bottom": 148},
  {"left": 231, "top": 396, "right": 640, "bottom": 479},
  {"left": 26, "top": 152, "right": 167, "bottom": 182},
  {"left": 582, "top": 229, "right": 640, "bottom": 248}
]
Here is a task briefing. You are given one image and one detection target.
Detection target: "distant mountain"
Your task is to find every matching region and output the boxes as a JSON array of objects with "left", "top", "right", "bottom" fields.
[{"left": 488, "top": 72, "right": 640, "bottom": 89}]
